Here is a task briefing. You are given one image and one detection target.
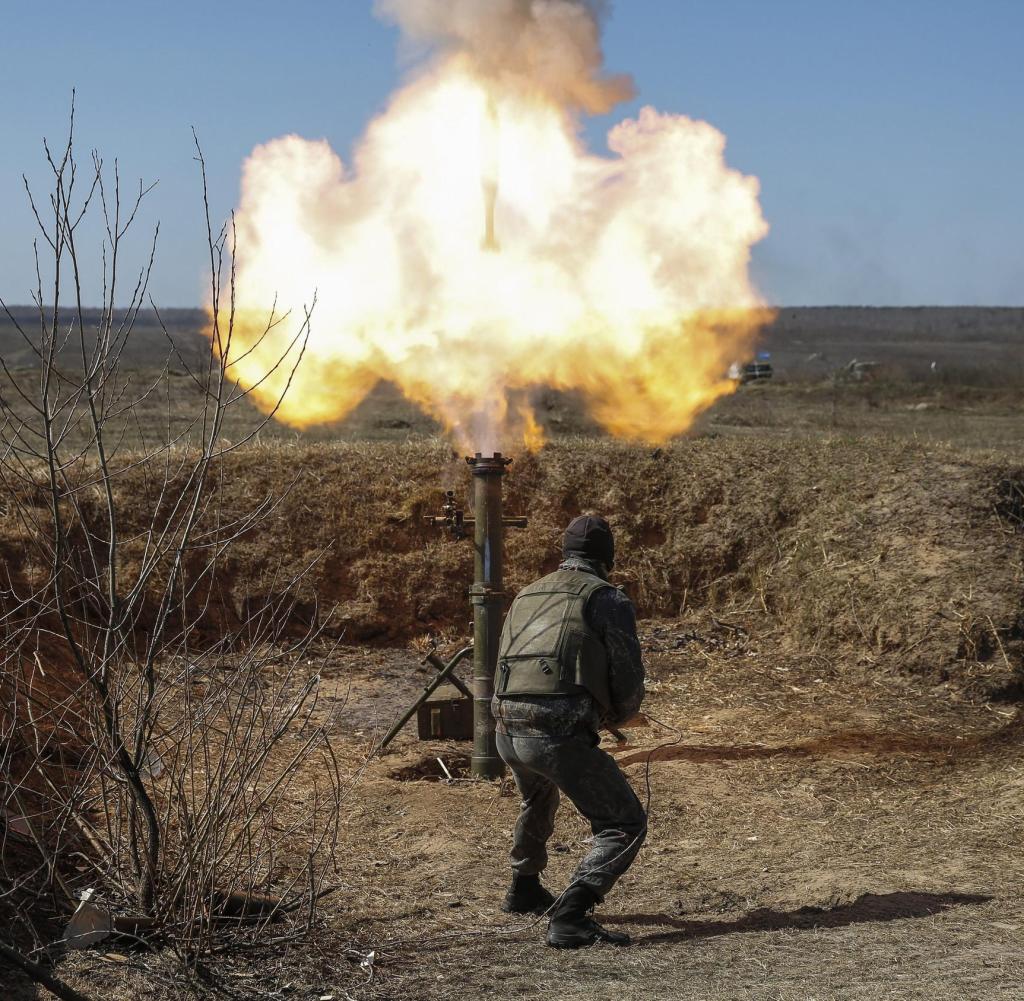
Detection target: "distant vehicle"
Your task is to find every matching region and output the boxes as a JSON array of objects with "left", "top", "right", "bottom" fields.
[
  {"left": 728, "top": 361, "right": 774, "bottom": 384},
  {"left": 843, "top": 360, "right": 881, "bottom": 382}
]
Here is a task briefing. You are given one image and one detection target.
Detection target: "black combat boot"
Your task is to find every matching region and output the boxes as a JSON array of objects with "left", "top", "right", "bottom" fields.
[
  {"left": 546, "top": 884, "right": 630, "bottom": 948},
  {"left": 501, "top": 872, "right": 556, "bottom": 915}
]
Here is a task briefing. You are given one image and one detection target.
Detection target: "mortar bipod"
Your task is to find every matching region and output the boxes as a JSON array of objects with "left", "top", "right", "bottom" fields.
[{"left": 377, "top": 646, "right": 474, "bottom": 752}]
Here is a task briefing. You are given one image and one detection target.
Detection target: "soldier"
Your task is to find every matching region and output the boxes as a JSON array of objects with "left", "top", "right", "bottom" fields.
[{"left": 492, "top": 514, "right": 646, "bottom": 948}]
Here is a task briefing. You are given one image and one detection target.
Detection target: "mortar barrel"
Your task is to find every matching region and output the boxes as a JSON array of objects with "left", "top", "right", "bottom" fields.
[{"left": 467, "top": 453, "right": 511, "bottom": 780}]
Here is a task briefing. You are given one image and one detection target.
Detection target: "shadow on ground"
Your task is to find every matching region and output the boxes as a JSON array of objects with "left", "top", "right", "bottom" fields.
[
  {"left": 614, "top": 715, "right": 1023, "bottom": 767},
  {"left": 606, "top": 891, "right": 993, "bottom": 946}
]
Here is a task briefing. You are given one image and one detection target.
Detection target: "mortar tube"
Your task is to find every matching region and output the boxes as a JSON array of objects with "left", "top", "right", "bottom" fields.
[{"left": 467, "top": 453, "right": 510, "bottom": 780}]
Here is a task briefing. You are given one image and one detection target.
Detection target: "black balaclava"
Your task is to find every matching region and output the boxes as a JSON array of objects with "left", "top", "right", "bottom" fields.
[{"left": 563, "top": 514, "right": 614, "bottom": 570}]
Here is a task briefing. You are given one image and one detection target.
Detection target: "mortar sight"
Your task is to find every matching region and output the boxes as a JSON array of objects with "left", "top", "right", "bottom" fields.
[{"left": 423, "top": 454, "right": 527, "bottom": 538}]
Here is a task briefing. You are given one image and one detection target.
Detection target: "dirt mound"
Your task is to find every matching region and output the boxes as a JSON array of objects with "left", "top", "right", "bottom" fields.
[
  {"left": 2, "top": 438, "right": 1021, "bottom": 695},
  {"left": 390, "top": 753, "right": 472, "bottom": 783}
]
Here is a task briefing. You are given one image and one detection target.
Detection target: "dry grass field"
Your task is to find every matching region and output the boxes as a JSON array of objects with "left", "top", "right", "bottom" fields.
[
  {"left": 2, "top": 308, "right": 1023, "bottom": 1000},
  {"left": 47, "top": 627, "right": 1022, "bottom": 1001},
  {"left": 0, "top": 305, "right": 1021, "bottom": 454}
]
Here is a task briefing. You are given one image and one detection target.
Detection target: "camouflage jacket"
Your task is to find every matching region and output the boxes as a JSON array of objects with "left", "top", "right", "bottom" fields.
[{"left": 492, "top": 557, "right": 645, "bottom": 737}]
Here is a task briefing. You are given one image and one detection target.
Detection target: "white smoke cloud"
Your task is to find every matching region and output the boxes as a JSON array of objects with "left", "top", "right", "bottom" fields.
[{"left": 374, "top": 0, "right": 634, "bottom": 112}]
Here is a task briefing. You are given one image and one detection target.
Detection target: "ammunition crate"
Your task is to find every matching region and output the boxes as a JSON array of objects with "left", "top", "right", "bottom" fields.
[{"left": 417, "top": 696, "right": 473, "bottom": 741}]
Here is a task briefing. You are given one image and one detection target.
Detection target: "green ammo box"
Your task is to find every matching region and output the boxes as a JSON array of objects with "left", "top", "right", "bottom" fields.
[{"left": 416, "top": 686, "right": 473, "bottom": 741}]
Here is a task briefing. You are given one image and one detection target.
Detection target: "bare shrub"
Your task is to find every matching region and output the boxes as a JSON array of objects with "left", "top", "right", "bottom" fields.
[{"left": 0, "top": 103, "right": 341, "bottom": 973}]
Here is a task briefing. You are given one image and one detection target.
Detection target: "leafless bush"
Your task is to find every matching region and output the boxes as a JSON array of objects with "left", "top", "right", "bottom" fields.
[{"left": 0, "top": 102, "right": 341, "bottom": 974}]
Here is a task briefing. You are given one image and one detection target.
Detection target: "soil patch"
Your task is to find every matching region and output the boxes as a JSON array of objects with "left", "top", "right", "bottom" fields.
[{"left": 390, "top": 753, "right": 472, "bottom": 783}]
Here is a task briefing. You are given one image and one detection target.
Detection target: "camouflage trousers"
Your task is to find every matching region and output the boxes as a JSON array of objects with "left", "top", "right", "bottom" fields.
[{"left": 496, "top": 729, "right": 647, "bottom": 900}]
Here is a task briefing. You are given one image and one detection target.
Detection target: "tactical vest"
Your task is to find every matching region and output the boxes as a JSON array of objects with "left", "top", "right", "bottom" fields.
[{"left": 495, "top": 569, "right": 613, "bottom": 710}]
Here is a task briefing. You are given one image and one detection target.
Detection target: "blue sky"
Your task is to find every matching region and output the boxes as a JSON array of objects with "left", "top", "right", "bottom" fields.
[{"left": 2, "top": 0, "right": 1021, "bottom": 307}]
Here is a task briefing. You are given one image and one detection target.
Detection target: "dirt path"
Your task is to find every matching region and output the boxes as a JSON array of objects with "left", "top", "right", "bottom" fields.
[
  {"left": 303, "top": 631, "right": 1024, "bottom": 1000},
  {"left": 47, "top": 628, "right": 1024, "bottom": 1000}
]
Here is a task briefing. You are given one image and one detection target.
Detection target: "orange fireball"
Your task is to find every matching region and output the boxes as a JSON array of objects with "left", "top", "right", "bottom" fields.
[{"left": 218, "top": 18, "right": 770, "bottom": 450}]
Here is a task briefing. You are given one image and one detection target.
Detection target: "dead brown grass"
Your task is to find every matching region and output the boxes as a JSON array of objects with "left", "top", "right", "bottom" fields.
[
  {"left": 3, "top": 437, "right": 1021, "bottom": 701},
  {"left": 4, "top": 434, "right": 1024, "bottom": 1000},
  {"left": 33, "top": 634, "right": 1024, "bottom": 1001}
]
